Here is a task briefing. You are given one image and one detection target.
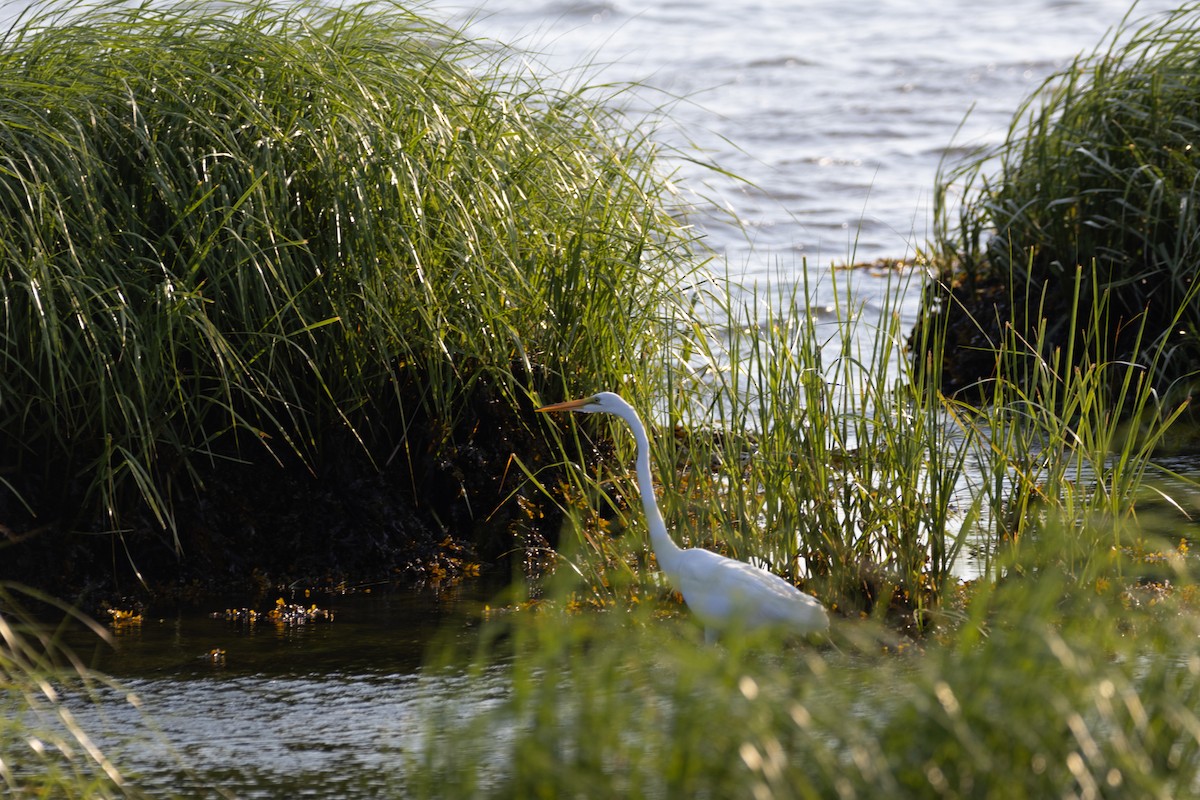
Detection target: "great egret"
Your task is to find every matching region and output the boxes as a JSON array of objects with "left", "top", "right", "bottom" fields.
[{"left": 537, "top": 391, "right": 829, "bottom": 641}]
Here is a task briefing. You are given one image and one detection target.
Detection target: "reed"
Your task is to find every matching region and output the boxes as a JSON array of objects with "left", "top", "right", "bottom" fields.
[
  {"left": 664, "top": 267, "right": 976, "bottom": 621},
  {"left": 942, "top": 259, "right": 1193, "bottom": 584},
  {"left": 6, "top": 0, "right": 1200, "bottom": 795},
  {"left": 422, "top": 235, "right": 1200, "bottom": 795},
  {"left": 0, "top": 0, "right": 701, "bottom": 557},
  {"left": 430, "top": 267, "right": 1200, "bottom": 792},
  {"left": 924, "top": 3, "right": 1200, "bottom": 394},
  {"left": 530, "top": 243, "right": 1194, "bottom": 629}
]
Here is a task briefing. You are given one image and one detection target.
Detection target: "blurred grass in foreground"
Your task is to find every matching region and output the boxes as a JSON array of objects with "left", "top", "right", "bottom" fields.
[
  {"left": 1, "top": 583, "right": 143, "bottom": 799},
  {"left": 411, "top": 519, "right": 1200, "bottom": 798}
]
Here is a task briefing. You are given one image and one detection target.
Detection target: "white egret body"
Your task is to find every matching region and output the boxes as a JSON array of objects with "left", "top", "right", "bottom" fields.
[{"left": 537, "top": 392, "right": 829, "bottom": 641}]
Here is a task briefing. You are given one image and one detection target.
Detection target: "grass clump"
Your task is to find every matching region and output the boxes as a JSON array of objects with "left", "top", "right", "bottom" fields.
[
  {"left": 7, "top": 1, "right": 1200, "bottom": 794},
  {"left": 661, "top": 270, "right": 972, "bottom": 625},
  {"left": 529, "top": 255, "right": 1191, "bottom": 629},
  {"left": 0, "top": 0, "right": 701, "bottom": 588},
  {"left": 411, "top": 529, "right": 1200, "bottom": 798},
  {"left": 417, "top": 268, "right": 1200, "bottom": 792},
  {"left": 919, "top": 3, "right": 1200, "bottom": 397}
]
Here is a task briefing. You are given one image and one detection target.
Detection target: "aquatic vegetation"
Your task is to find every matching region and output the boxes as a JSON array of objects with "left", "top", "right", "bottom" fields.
[
  {"left": 0, "top": 0, "right": 702, "bottom": 587},
  {"left": 533, "top": 265, "right": 974, "bottom": 629},
  {"left": 922, "top": 3, "right": 1200, "bottom": 396},
  {"left": 536, "top": 391, "right": 829, "bottom": 641},
  {"left": 412, "top": 536, "right": 1200, "bottom": 798},
  {"left": 422, "top": 306, "right": 1200, "bottom": 794},
  {"left": 540, "top": 248, "right": 1196, "bottom": 628},
  {"left": 211, "top": 596, "right": 335, "bottom": 627},
  {"left": 6, "top": 0, "right": 1200, "bottom": 796}
]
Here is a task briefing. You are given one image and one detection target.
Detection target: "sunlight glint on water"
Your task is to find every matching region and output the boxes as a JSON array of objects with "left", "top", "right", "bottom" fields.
[{"left": 442, "top": 0, "right": 1182, "bottom": 299}]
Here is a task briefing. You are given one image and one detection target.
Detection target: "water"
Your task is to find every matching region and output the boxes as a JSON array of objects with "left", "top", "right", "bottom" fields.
[
  {"left": 440, "top": 0, "right": 1182, "bottom": 316},
  {"left": 15, "top": 0, "right": 1192, "bottom": 795},
  {"left": 51, "top": 588, "right": 499, "bottom": 797}
]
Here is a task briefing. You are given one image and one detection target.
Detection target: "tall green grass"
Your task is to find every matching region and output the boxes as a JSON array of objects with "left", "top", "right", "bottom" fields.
[
  {"left": 924, "top": 3, "right": 1200, "bottom": 394},
  {"left": 0, "top": 0, "right": 701, "bottom": 552},
  {"left": 13, "top": 256, "right": 1193, "bottom": 796},
  {"left": 665, "top": 269, "right": 975, "bottom": 621},
  {"left": 941, "top": 261, "right": 1193, "bottom": 583},
  {"left": 411, "top": 525, "right": 1200, "bottom": 798},
  {"left": 530, "top": 249, "right": 1194, "bottom": 625},
  {"left": 6, "top": 0, "right": 1200, "bottom": 795},
  {"left": 416, "top": 255, "right": 1200, "bottom": 796}
]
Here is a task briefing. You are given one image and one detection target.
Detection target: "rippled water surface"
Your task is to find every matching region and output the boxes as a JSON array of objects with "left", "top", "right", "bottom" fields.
[
  {"left": 441, "top": 0, "right": 1183, "bottom": 321},
  {"left": 57, "top": 588, "right": 498, "bottom": 797}
]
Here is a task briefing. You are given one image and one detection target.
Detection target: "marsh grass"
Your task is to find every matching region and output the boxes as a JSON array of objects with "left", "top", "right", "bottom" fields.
[
  {"left": 503, "top": 235, "right": 1200, "bottom": 796},
  {"left": 7, "top": 0, "right": 1200, "bottom": 795},
  {"left": 530, "top": 264, "right": 978, "bottom": 625},
  {"left": 531, "top": 243, "right": 1196, "bottom": 630},
  {"left": 925, "top": 253, "right": 1194, "bottom": 587},
  {"left": 412, "top": 523, "right": 1200, "bottom": 798},
  {"left": 0, "top": 0, "right": 701, "bottom": 556},
  {"left": 925, "top": 3, "right": 1200, "bottom": 393},
  {"left": 674, "top": 269, "right": 975, "bottom": 620}
]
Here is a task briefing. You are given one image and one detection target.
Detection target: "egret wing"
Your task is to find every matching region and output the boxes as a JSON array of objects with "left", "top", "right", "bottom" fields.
[{"left": 673, "top": 548, "right": 827, "bottom": 634}]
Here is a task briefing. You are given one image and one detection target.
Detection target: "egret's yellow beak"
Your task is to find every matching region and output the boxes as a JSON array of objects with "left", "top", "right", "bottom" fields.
[{"left": 535, "top": 397, "right": 593, "bottom": 413}]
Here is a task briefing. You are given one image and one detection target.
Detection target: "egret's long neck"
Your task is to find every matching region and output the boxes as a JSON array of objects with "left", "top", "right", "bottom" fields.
[{"left": 622, "top": 406, "right": 683, "bottom": 577}]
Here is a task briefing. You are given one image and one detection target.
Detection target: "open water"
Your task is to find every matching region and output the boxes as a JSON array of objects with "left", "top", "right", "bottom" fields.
[
  {"left": 443, "top": 0, "right": 1182, "bottom": 290},
  {"left": 22, "top": 0, "right": 1189, "bottom": 795}
]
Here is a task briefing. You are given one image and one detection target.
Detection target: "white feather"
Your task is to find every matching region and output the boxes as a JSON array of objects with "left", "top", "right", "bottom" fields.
[{"left": 538, "top": 391, "right": 829, "bottom": 641}]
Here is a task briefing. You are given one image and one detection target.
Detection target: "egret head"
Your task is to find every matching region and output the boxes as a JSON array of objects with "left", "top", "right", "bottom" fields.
[{"left": 535, "top": 391, "right": 625, "bottom": 415}]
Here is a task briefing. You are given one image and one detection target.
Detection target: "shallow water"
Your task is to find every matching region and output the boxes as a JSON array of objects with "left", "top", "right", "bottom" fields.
[
  {"left": 52, "top": 588, "right": 497, "bottom": 797},
  {"left": 70, "top": 588, "right": 478, "bottom": 677}
]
